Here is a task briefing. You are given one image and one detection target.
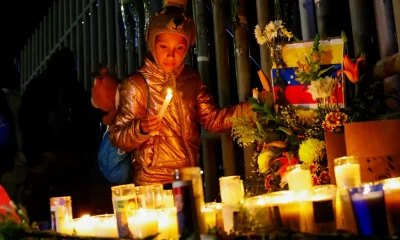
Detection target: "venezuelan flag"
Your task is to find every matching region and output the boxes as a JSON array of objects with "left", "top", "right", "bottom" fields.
[{"left": 272, "top": 38, "right": 345, "bottom": 108}]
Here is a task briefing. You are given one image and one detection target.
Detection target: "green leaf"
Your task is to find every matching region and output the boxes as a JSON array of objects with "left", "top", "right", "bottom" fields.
[
  {"left": 318, "top": 65, "right": 334, "bottom": 76},
  {"left": 278, "top": 126, "right": 293, "bottom": 135}
]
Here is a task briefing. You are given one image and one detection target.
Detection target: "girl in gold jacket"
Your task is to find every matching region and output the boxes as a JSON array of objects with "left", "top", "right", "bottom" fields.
[{"left": 109, "top": 1, "right": 252, "bottom": 185}]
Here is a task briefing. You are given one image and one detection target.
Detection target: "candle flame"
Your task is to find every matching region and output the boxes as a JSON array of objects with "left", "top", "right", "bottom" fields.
[{"left": 167, "top": 88, "right": 172, "bottom": 94}]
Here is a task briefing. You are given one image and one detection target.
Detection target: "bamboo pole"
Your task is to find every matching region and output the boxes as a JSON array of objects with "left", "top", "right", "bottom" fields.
[
  {"left": 53, "top": 1, "right": 57, "bottom": 47},
  {"left": 143, "top": 0, "right": 162, "bottom": 35},
  {"left": 98, "top": 0, "right": 107, "bottom": 65},
  {"left": 121, "top": 0, "right": 137, "bottom": 74},
  {"left": 106, "top": 0, "right": 116, "bottom": 74},
  {"left": 194, "top": 0, "right": 218, "bottom": 202},
  {"left": 58, "top": 0, "right": 63, "bottom": 43},
  {"left": 256, "top": 0, "right": 272, "bottom": 81},
  {"left": 231, "top": 0, "right": 254, "bottom": 181},
  {"left": 48, "top": 8, "right": 53, "bottom": 52},
  {"left": 314, "top": 0, "right": 336, "bottom": 39},
  {"left": 373, "top": 0, "right": 400, "bottom": 110},
  {"left": 83, "top": 0, "right": 91, "bottom": 89},
  {"left": 115, "top": 0, "right": 125, "bottom": 79},
  {"left": 90, "top": 1, "right": 99, "bottom": 76},
  {"left": 298, "top": 0, "right": 316, "bottom": 40},
  {"left": 212, "top": 0, "right": 236, "bottom": 176},
  {"left": 69, "top": 0, "right": 75, "bottom": 51},
  {"left": 64, "top": 0, "right": 69, "bottom": 47},
  {"left": 135, "top": 1, "right": 146, "bottom": 67},
  {"left": 184, "top": 0, "right": 193, "bottom": 66},
  {"left": 76, "top": 0, "right": 83, "bottom": 81},
  {"left": 348, "top": 0, "right": 379, "bottom": 59}
]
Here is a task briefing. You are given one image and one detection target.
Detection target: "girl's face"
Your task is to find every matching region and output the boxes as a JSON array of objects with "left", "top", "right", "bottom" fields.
[{"left": 154, "top": 33, "right": 188, "bottom": 73}]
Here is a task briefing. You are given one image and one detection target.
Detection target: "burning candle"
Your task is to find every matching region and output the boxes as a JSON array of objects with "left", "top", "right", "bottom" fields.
[
  {"left": 159, "top": 88, "right": 173, "bottom": 118},
  {"left": 219, "top": 176, "right": 245, "bottom": 205},
  {"left": 92, "top": 214, "right": 118, "bottom": 238},
  {"left": 244, "top": 195, "right": 274, "bottom": 231},
  {"left": 381, "top": 177, "right": 400, "bottom": 235},
  {"left": 111, "top": 184, "right": 137, "bottom": 238},
  {"left": 163, "top": 190, "right": 175, "bottom": 208},
  {"left": 334, "top": 156, "right": 361, "bottom": 188},
  {"left": 309, "top": 185, "right": 337, "bottom": 234},
  {"left": 157, "top": 208, "right": 179, "bottom": 240},
  {"left": 287, "top": 164, "right": 312, "bottom": 192},
  {"left": 336, "top": 187, "right": 358, "bottom": 234},
  {"left": 69, "top": 215, "right": 95, "bottom": 237},
  {"left": 266, "top": 190, "right": 300, "bottom": 231},
  {"left": 127, "top": 209, "right": 159, "bottom": 239},
  {"left": 349, "top": 183, "right": 389, "bottom": 235},
  {"left": 202, "top": 204, "right": 217, "bottom": 230},
  {"left": 49, "top": 196, "right": 72, "bottom": 234}
]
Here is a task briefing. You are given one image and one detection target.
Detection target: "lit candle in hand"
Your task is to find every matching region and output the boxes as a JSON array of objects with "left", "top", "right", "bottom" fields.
[{"left": 159, "top": 88, "right": 173, "bottom": 119}]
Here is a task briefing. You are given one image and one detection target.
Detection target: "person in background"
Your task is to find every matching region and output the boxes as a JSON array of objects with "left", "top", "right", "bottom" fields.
[{"left": 109, "top": 0, "right": 252, "bottom": 186}]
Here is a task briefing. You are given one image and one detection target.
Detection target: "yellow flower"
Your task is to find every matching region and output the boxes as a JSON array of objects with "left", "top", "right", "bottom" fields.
[
  {"left": 258, "top": 150, "right": 275, "bottom": 173},
  {"left": 296, "top": 109, "right": 317, "bottom": 125},
  {"left": 254, "top": 25, "right": 267, "bottom": 45},
  {"left": 299, "top": 139, "right": 326, "bottom": 165},
  {"left": 281, "top": 28, "right": 293, "bottom": 41}
]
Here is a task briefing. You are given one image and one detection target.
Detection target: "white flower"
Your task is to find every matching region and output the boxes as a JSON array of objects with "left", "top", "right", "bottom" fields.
[{"left": 306, "top": 76, "right": 339, "bottom": 100}]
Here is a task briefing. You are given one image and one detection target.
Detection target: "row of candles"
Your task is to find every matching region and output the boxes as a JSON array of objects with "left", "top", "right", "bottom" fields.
[{"left": 50, "top": 157, "right": 400, "bottom": 238}]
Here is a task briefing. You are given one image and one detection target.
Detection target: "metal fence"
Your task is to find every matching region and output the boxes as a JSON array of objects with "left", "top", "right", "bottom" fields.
[{"left": 19, "top": 0, "right": 127, "bottom": 93}]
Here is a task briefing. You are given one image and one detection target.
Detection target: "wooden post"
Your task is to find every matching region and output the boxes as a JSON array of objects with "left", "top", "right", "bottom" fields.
[
  {"left": 299, "top": 0, "right": 316, "bottom": 40},
  {"left": 314, "top": 0, "right": 338, "bottom": 39},
  {"left": 231, "top": 0, "right": 254, "bottom": 181},
  {"left": 256, "top": 0, "right": 272, "bottom": 80},
  {"left": 106, "top": 0, "right": 116, "bottom": 74},
  {"left": 373, "top": 0, "right": 400, "bottom": 110},
  {"left": 212, "top": 0, "right": 236, "bottom": 176}
]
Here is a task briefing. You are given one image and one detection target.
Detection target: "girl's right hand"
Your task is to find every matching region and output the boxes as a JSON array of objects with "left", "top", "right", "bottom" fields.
[{"left": 140, "top": 115, "right": 161, "bottom": 134}]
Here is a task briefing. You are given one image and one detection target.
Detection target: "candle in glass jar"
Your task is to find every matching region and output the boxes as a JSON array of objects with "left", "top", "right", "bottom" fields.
[
  {"left": 163, "top": 190, "right": 175, "bottom": 208},
  {"left": 245, "top": 196, "right": 274, "bottom": 230},
  {"left": 287, "top": 164, "right": 312, "bottom": 192},
  {"left": 382, "top": 177, "right": 400, "bottom": 235},
  {"left": 159, "top": 88, "right": 173, "bottom": 118},
  {"left": 128, "top": 209, "right": 159, "bottom": 239},
  {"left": 70, "top": 215, "right": 95, "bottom": 237},
  {"left": 92, "top": 214, "right": 118, "bottom": 238},
  {"left": 334, "top": 156, "right": 361, "bottom": 188},
  {"left": 203, "top": 204, "right": 217, "bottom": 230},
  {"left": 309, "top": 185, "right": 337, "bottom": 234},
  {"left": 266, "top": 190, "right": 300, "bottom": 231},
  {"left": 349, "top": 183, "right": 389, "bottom": 235},
  {"left": 49, "top": 196, "right": 72, "bottom": 234},
  {"left": 219, "top": 176, "right": 244, "bottom": 204},
  {"left": 157, "top": 208, "right": 179, "bottom": 240}
]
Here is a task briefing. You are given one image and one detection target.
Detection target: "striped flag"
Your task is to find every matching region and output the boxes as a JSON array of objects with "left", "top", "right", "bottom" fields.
[{"left": 272, "top": 38, "right": 345, "bottom": 108}]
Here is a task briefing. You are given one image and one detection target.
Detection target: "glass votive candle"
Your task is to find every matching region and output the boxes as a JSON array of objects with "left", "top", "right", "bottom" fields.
[
  {"left": 309, "top": 185, "right": 337, "bottom": 234},
  {"left": 92, "top": 214, "right": 118, "bottom": 238},
  {"left": 381, "top": 177, "right": 400, "bottom": 235},
  {"left": 336, "top": 187, "right": 358, "bottom": 234},
  {"left": 244, "top": 196, "right": 274, "bottom": 231},
  {"left": 68, "top": 214, "right": 95, "bottom": 237},
  {"left": 157, "top": 208, "right": 179, "bottom": 240},
  {"left": 136, "top": 185, "right": 156, "bottom": 209},
  {"left": 334, "top": 156, "right": 361, "bottom": 188},
  {"left": 219, "top": 176, "right": 245, "bottom": 204},
  {"left": 205, "top": 202, "right": 224, "bottom": 230},
  {"left": 127, "top": 209, "right": 159, "bottom": 239},
  {"left": 153, "top": 184, "right": 165, "bottom": 209},
  {"left": 266, "top": 190, "right": 299, "bottom": 231},
  {"left": 163, "top": 190, "right": 175, "bottom": 208},
  {"left": 349, "top": 183, "right": 389, "bottom": 235},
  {"left": 286, "top": 164, "right": 312, "bottom": 192},
  {"left": 49, "top": 196, "right": 72, "bottom": 233},
  {"left": 111, "top": 183, "right": 137, "bottom": 238},
  {"left": 202, "top": 203, "right": 217, "bottom": 230}
]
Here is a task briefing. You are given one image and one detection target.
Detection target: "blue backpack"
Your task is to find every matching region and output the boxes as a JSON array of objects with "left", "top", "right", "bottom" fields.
[{"left": 97, "top": 73, "right": 150, "bottom": 184}]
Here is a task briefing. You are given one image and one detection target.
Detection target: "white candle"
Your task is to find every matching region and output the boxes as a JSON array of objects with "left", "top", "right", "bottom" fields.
[
  {"left": 156, "top": 208, "right": 179, "bottom": 240},
  {"left": 219, "top": 176, "right": 244, "bottom": 205},
  {"left": 287, "top": 165, "right": 312, "bottom": 192},
  {"left": 93, "top": 214, "right": 118, "bottom": 238},
  {"left": 159, "top": 88, "right": 173, "bottom": 118},
  {"left": 128, "top": 209, "right": 159, "bottom": 239},
  {"left": 334, "top": 163, "right": 361, "bottom": 188},
  {"left": 69, "top": 215, "right": 95, "bottom": 237}
]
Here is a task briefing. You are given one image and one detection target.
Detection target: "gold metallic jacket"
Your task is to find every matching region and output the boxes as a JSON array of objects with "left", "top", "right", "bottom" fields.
[{"left": 109, "top": 58, "right": 251, "bottom": 185}]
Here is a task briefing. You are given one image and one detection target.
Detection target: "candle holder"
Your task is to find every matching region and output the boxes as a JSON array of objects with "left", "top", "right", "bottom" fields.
[
  {"left": 349, "top": 183, "right": 389, "bottom": 235},
  {"left": 336, "top": 187, "right": 358, "bottom": 234},
  {"left": 111, "top": 183, "right": 137, "bottom": 238},
  {"left": 334, "top": 156, "right": 361, "bottom": 188},
  {"left": 68, "top": 215, "right": 95, "bottom": 237},
  {"left": 163, "top": 190, "right": 175, "bottom": 208},
  {"left": 153, "top": 184, "right": 165, "bottom": 209},
  {"left": 92, "top": 214, "right": 118, "bottom": 238},
  {"left": 381, "top": 177, "right": 400, "bottom": 235},
  {"left": 136, "top": 185, "right": 156, "bottom": 209},
  {"left": 265, "top": 190, "right": 299, "bottom": 231},
  {"left": 219, "top": 176, "right": 245, "bottom": 204},
  {"left": 202, "top": 203, "right": 217, "bottom": 230},
  {"left": 244, "top": 196, "right": 274, "bottom": 232},
  {"left": 127, "top": 209, "right": 159, "bottom": 239},
  {"left": 157, "top": 208, "right": 179, "bottom": 240},
  {"left": 49, "top": 196, "right": 72, "bottom": 234},
  {"left": 309, "top": 185, "right": 337, "bottom": 234},
  {"left": 286, "top": 164, "right": 312, "bottom": 192}
]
